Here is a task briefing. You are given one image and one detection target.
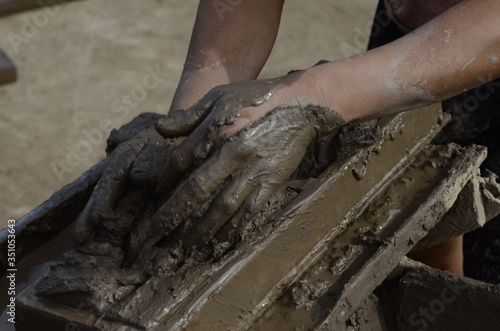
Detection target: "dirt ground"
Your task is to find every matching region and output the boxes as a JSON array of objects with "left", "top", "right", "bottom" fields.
[{"left": 0, "top": 0, "right": 377, "bottom": 230}]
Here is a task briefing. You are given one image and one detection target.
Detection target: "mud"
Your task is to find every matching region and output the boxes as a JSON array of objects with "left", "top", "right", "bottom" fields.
[
  {"left": 105, "top": 112, "right": 165, "bottom": 154},
  {"left": 14, "top": 105, "right": 446, "bottom": 330},
  {"left": 252, "top": 143, "right": 484, "bottom": 330},
  {"left": 412, "top": 170, "right": 500, "bottom": 251},
  {"left": 33, "top": 104, "right": 345, "bottom": 325},
  {"left": 17, "top": 104, "right": 496, "bottom": 330},
  {"left": 154, "top": 105, "right": 448, "bottom": 330}
]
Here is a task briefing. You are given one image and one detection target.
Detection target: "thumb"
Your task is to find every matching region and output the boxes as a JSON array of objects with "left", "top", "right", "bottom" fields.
[{"left": 156, "top": 91, "right": 221, "bottom": 137}]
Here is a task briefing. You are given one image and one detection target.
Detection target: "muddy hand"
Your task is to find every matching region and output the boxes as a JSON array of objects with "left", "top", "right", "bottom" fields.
[
  {"left": 74, "top": 128, "right": 175, "bottom": 244},
  {"left": 155, "top": 77, "right": 299, "bottom": 194},
  {"left": 150, "top": 105, "right": 344, "bottom": 249}
]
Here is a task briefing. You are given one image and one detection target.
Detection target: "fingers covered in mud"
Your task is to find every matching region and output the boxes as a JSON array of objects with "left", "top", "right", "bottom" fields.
[
  {"left": 156, "top": 89, "right": 222, "bottom": 137},
  {"left": 152, "top": 106, "right": 343, "bottom": 252},
  {"left": 129, "top": 132, "right": 183, "bottom": 185},
  {"left": 155, "top": 120, "right": 220, "bottom": 194},
  {"left": 74, "top": 128, "right": 169, "bottom": 245},
  {"left": 74, "top": 142, "right": 142, "bottom": 244},
  {"left": 156, "top": 78, "right": 290, "bottom": 137},
  {"left": 154, "top": 77, "right": 302, "bottom": 196},
  {"left": 75, "top": 104, "right": 344, "bottom": 279},
  {"left": 42, "top": 97, "right": 348, "bottom": 315},
  {"left": 151, "top": 144, "right": 243, "bottom": 237},
  {"left": 183, "top": 176, "right": 283, "bottom": 250}
]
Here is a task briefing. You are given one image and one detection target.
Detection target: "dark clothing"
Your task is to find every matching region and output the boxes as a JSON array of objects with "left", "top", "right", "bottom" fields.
[
  {"left": 384, "top": 0, "right": 462, "bottom": 32},
  {"left": 368, "top": 0, "right": 500, "bottom": 284}
]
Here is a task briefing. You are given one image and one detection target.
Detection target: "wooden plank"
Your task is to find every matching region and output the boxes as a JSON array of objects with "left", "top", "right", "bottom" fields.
[
  {"left": 0, "top": 160, "right": 104, "bottom": 274},
  {"left": 0, "top": 0, "right": 78, "bottom": 17},
  {"left": 0, "top": 49, "right": 16, "bottom": 85}
]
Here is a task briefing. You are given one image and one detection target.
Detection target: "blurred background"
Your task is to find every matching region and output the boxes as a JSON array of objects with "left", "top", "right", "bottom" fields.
[{"left": 0, "top": 0, "right": 377, "bottom": 229}]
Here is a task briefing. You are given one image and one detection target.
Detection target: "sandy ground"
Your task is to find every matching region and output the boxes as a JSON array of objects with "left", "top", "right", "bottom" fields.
[{"left": 0, "top": 0, "right": 377, "bottom": 230}]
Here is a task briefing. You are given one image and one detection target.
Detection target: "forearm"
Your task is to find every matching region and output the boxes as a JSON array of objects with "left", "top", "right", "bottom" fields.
[
  {"left": 171, "top": 0, "right": 284, "bottom": 110},
  {"left": 308, "top": 0, "right": 500, "bottom": 122}
]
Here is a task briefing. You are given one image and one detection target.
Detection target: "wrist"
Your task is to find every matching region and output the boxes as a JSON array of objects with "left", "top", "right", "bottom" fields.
[
  {"left": 171, "top": 65, "right": 258, "bottom": 112},
  {"left": 304, "top": 60, "right": 364, "bottom": 123},
  {"left": 306, "top": 48, "right": 438, "bottom": 123}
]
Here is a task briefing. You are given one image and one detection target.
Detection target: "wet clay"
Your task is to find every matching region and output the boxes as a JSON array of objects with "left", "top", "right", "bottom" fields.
[
  {"left": 150, "top": 105, "right": 344, "bottom": 248},
  {"left": 17, "top": 104, "right": 451, "bottom": 330},
  {"left": 33, "top": 104, "right": 345, "bottom": 326},
  {"left": 252, "top": 143, "right": 486, "bottom": 330},
  {"left": 154, "top": 105, "right": 447, "bottom": 330},
  {"left": 21, "top": 104, "right": 495, "bottom": 330},
  {"left": 106, "top": 112, "right": 165, "bottom": 153}
]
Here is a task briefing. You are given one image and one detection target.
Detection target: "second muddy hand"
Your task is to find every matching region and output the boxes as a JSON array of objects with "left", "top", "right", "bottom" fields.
[{"left": 73, "top": 127, "right": 181, "bottom": 246}]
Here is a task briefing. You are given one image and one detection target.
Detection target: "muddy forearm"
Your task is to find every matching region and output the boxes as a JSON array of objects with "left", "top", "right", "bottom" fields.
[
  {"left": 307, "top": 0, "right": 500, "bottom": 122},
  {"left": 171, "top": 0, "right": 284, "bottom": 110}
]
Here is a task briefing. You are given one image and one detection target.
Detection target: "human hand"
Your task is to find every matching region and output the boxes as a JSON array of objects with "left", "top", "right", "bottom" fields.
[
  {"left": 73, "top": 127, "right": 183, "bottom": 245},
  {"left": 151, "top": 78, "right": 344, "bottom": 250},
  {"left": 155, "top": 73, "right": 319, "bottom": 192}
]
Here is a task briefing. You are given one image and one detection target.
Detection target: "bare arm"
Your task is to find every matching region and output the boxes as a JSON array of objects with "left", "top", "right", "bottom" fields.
[
  {"left": 208, "top": 0, "right": 500, "bottom": 137},
  {"left": 170, "top": 0, "right": 285, "bottom": 110},
  {"left": 307, "top": 0, "right": 500, "bottom": 122}
]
